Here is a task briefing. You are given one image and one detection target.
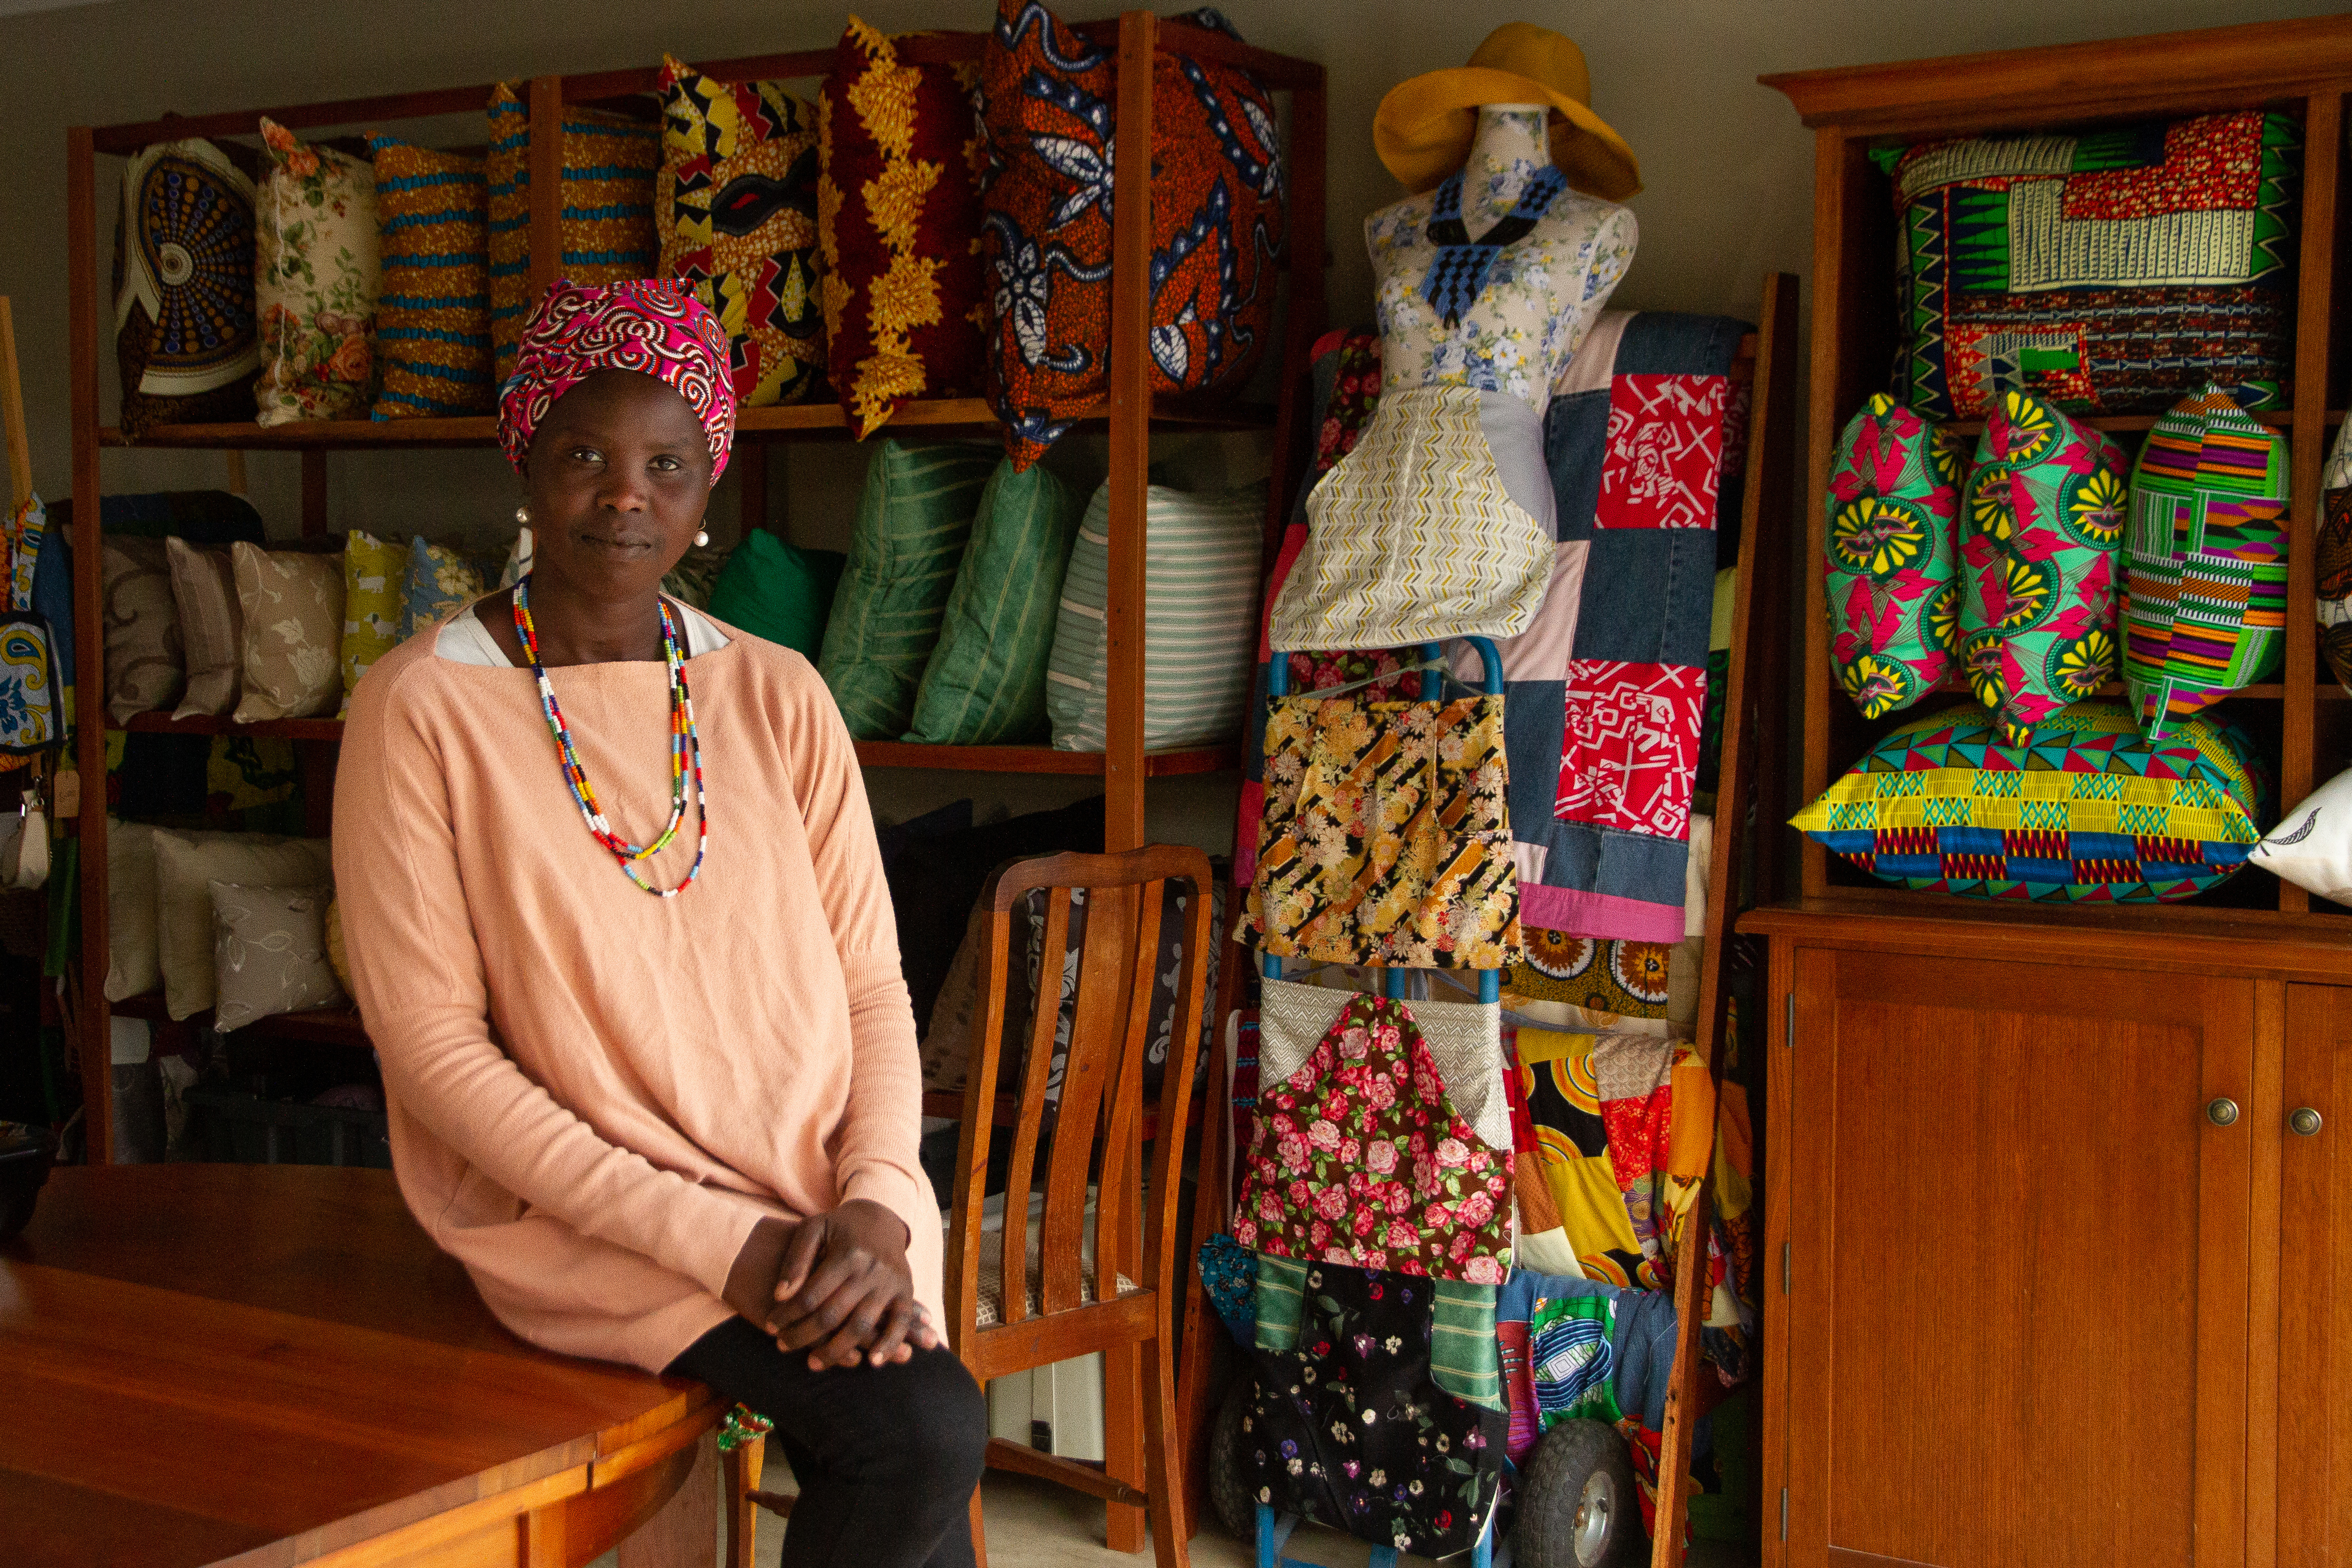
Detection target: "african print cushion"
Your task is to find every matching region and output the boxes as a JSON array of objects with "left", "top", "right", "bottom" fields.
[
  {"left": 1957, "top": 391, "right": 2129, "bottom": 744},
  {"left": 339, "top": 530, "right": 402, "bottom": 716},
  {"left": 656, "top": 56, "right": 826, "bottom": 409},
  {"left": 2324, "top": 418, "right": 2352, "bottom": 694},
  {"left": 817, "top": 18, "right": 989, "bottom": 437},
  {"left": 254, "top": 119, "right": 377, "bottom": 425},
  {"left": 115, "top": 139, "right": 260, "bottom": 437},
  {"left": 486, "top": 86, "right": 661, "bottom": 385},
  {"left": 2122, "top": 386, "right": 2289, "bottom": 739},
  {"left": 1506, "top": 932, "right": 1675, "bottom": 1027},
  {"left": 1879, "top": 111, "right": 2302, "bottom": 421},
  {"left": 1247, "top": 693, "right": 1522, "bottom": 970},
  {"left": 977, "top": 0, "right": 1283, "bottom": 470},
  {"left": 367, "top": 137, "right": 493, "bottom": 419},
  {"left": 1823, "top": 393, "right": 1967, "bottom": 719},
  {"left": 906, "top": 460, "right": 1083, "bottom": 745},
  {"left": 1792, "top": 700, "right": 2268, "bottom": 903},
  {"left": 398, "top": 537, "right": 492, "bottom": 641},
  {"left": 231, "top": 544, "right": 346, "bottom": 724},
  {"left": 1235, "top": 982, "right": 1513, "bottom": 1283}
]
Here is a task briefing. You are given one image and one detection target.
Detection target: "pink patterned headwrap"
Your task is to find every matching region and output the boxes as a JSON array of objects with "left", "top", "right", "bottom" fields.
[{"left": 498, "top": 279, "right": 738, "bottom": 485}]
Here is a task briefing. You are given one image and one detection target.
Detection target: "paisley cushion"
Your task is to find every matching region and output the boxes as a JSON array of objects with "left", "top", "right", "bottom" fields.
[{"left": 1822, "top": 393, "right": 1966, "bottom": 719}]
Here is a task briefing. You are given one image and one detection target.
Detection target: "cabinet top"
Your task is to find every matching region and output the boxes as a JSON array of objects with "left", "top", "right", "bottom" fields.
[{"left": 1760, "top": 14, "right": 2352, "bottom": 135}]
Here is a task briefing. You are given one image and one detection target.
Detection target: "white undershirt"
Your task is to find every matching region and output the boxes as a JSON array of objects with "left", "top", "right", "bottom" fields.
[{"left": 434, "top": 597, "right": 732, "bottom": 666}]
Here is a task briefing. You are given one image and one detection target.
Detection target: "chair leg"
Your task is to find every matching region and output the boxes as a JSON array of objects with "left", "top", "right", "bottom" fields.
[
  {"left": 1105, "top": 1342, "right": 1148, "bottom": 1550},
  {"left": 722, "top": 1435, "right": 765, "bottom": 1568},
  {"left": 1143, "top": 1330, "right": 1192, "bottom": 1568},
  {"left": 969, "top": 1483, "right": 989, "bottom": 1568}
]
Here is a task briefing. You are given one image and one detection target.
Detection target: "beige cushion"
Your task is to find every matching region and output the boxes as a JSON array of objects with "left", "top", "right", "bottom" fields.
[
  {"left": 972, "top": 1248, "right": 1139, "bottom": 1329},
  {"left": 102, "top": 819, "right": 160, "bottom": 1003},
  {"left": 102, "top": 537, "right": 184, "bottom": 723},
  {"left": 919, "top": 897, "right": 989, "bottom": 1093},
  {"left": 231, "top": 542, "right": 346, "bottom": 721},
  {"left": 152, "top": 829, "right": 332, "bottom": 1020},
  {"left": 165, "top": 538, "right": 243, "bottom": 718},
  {"left": 209, "top": 881, "right": 345, "bottom": 1032}
]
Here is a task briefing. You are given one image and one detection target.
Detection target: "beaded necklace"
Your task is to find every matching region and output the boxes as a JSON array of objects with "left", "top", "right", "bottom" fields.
[{"left": 514, "top": 573, "right": 707, "bottom": 897}]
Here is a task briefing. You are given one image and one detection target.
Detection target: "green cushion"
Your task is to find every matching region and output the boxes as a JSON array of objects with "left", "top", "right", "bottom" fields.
[
  {"left": 708, "top": 531, "right": 845, "bottom": 658},
  {"left": 904, "top": 461, "right": 1082, "bottom": 744},
  {"left": 817, "top": 440, "right": 999, "bottom": 738}
]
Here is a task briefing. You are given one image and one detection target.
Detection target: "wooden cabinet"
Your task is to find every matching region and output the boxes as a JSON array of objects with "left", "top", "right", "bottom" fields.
[{"left": 2280, "top": 985, "right": 2352, "bottom": 1564}]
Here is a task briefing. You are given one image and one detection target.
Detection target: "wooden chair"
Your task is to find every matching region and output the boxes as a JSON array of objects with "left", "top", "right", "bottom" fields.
[{"left": 723, "top": 845, "right": 1213, "bottom": 1568}]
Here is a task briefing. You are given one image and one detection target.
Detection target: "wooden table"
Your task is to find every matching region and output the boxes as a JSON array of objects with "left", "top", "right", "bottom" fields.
[{"left": 1, "top": 1165, "right": 721, "bottom": 1567}]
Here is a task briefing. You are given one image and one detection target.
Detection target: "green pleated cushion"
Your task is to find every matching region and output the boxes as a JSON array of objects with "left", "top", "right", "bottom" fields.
[
  {"left": 708, "top": 531, "right": 845, "bottom": 659},
  {"left": 904, "top": 461, "right": 1083, "bottom": 744},
  {"left": 817, "top": 440, "right": 1000, "bottom": 737}
]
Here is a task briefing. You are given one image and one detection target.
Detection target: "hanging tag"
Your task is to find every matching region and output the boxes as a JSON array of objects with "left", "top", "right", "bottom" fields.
[{"left": 49, "top": 768, "right": 75, "bottom": 819}]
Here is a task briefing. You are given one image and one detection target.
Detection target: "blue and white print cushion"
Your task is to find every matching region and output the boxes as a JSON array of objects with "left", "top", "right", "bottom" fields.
[{"left": 2251, "top": 765, "right": 2352, "bottom": 904}]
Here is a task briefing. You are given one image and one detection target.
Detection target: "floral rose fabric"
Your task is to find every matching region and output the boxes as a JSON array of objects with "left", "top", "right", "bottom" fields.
[
  {"left": 1823, "top": 393, "right": 1966, "bottom": 718},
  {"left": 1233, "top": 992, "right": 1513, "bottom": 1283},
  {"left": 254, "top": 119, "right": 377, "bottom": 425}
]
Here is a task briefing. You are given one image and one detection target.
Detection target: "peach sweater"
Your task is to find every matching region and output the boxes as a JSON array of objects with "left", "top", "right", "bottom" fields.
[{"left": 333, "top": 623, "right": 940, "bottom": 1373}]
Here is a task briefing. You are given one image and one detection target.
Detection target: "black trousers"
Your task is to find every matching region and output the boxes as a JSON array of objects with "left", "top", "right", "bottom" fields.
[{"left": 669, "top": 1317, "right": 988, "bottom": 1568}]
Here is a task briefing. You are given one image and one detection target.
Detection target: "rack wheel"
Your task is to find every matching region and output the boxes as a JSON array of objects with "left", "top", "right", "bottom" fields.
[
  {"left": 1209, "top": 1376, "right": 1259, "bottom": 1540},
  {"left": 1514, "top": 1419, "right": 1641, "bottom": 1568}
]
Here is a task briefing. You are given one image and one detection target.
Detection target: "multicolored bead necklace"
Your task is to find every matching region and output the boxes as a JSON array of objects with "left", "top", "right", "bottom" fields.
[{"left": 514, "top": 573, "right": 708, "bottom": 897}]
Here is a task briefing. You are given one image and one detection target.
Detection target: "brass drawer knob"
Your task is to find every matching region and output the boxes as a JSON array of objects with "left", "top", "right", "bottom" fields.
[
  {"left": 2292, "top": 1107, "right": 2324, "bottom": 1137},
  {"left": 2207, "top": 1098, "right": 2240, "bottom": 1128}
]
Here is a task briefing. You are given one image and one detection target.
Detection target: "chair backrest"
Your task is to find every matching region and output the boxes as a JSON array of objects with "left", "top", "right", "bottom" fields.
[{"left": 944, "top": 845, "right": 1215, "bottom": 1338}]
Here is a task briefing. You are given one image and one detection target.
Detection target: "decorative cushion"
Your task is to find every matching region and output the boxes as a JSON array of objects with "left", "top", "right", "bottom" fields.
[
  {"left": 164, "top": 538, "right": 242, "bottom": 718},
  {"left": 906, "top": 461, "right": 1083, "bottom": 744},
  {"left": 1957, "top": 391, "right": 2129, "bottom": 744},
  {"left": 230, "top": 543, "right": 346, "bottom": 723},
  {"left": 486, "top": 84, "right": 661, "bottom": 384},
  {"left": 2252, "top": 767, "right": 2352, "bottom": 903},
  {"left": 114, "top": 139, "right": 260, "bottom": 437},
  {"left": 1791, "top": 700, "right": 2266, "bottom": 903},
  {"left": 339, "top": 530, "right": 404, "bottom": 714},
  {"left": 103, "top": 819, "right": 161, "bottom": 1003},
  {"left": 1012, "top": 870, "right": 1224, "bottom": 1105},
  {"left": 209, "top": 881, "right": 345, "bottom": 1033},
  {"left": 324, "top": 895, "right": 352, "bottom": 997},
  {"left": 398, "top": 537, "right": 488, "bottom": 641},
  {"left": 2324, "top": 418, "right": 2352, "bottom": 694},
  {"left": 817, "top": 18, "right": 989, "bottom": 437},
  {"left": 1046, "top": 480, "right": 1262, "bottom": 751},
  {"left": 977, "top": 0, "right": 1283, "bottom": 469},
  {"left": 367, "top": 137, "right": 493, "bottom": 419},
  {"left": 499, "top": 526, "right": 532, "bottom": 589},
  {"left": 101, "top": 537, "right": 184, "bottom": 723},
  {"left": 817, "top": 440, "right": 1000, "bottom": 738},
  {"left": 660, "top": 538, "right": 734, "bottom": 611},
  {"left": 2122, "top": 385, "right": 2289, "bottom": 739},
  {"left": 150, "top": 830, "right": 332, "bottom": 1020},
  {"left": 708, "top": 529, "right": 845, "bottom": 658},
  {"left": 656, "top": 56, "right": 826, "bottom": 408},
  {"left": 254, "top": 118, "right": 378, "bottom": 425},
  {"left": 1823, "top": 393, "right": 1965, "bottom": 718},
  {"left": 918, "top": 893, "right": 991, "bottom": 1093},
  {"left": 1879, "top": 111, "right": 2302, "bottom": 420}
]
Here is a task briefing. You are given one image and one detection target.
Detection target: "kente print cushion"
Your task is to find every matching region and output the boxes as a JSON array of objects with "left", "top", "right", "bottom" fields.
[
  {"left": 1791, "top": 700, "right": 2266, "bottom": 903},
  {"left": 1879, "top": 110, "right": 2302, "bottom": 420},
  {"left": 657, "top": 57, "right": 826, "bottom": 408},
  {"left": 2123, "top": 386, "right": 2289, "bottom": 739},
  {"left": 115, "top": 139, "right": 260, "bottom": 436},
  {"left": 1823, "top": 393, "right": 1966, "bottom": 718},
  {"left": 1957, "top": 391, "right": 2129, "bottom": 744},
  {"left": 368, "top": 137, "right": 493, "bottom": 418}
]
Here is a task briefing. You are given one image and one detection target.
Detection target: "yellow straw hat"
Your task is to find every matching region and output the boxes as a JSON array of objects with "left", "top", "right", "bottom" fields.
[{"left": 1374, "top": 24, "right": 1641, "bottom": 201}]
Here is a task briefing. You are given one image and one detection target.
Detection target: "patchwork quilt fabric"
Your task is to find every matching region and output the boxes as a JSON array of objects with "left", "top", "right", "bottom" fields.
[{"left": 1880, "top": 110, "right": 2302, "bottom": 421}]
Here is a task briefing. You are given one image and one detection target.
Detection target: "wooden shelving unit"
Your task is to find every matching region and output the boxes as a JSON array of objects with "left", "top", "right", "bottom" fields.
[{"left": 64, "top": 12, "right": 1327, "bottom": 1162}]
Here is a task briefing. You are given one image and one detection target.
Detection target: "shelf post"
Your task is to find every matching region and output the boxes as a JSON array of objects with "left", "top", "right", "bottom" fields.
[
  {"left": 67, "top": 124, "right": 112, "bottom": 1163},
  {"left": 527, "top": 76, "right": 565, "bottom": 311},
  {"left": 1102, "top": 11, "right": 1156, "bottom": 857},
  {"left": 2283, "top": 89, "right": 2342, "bottom": 915}
]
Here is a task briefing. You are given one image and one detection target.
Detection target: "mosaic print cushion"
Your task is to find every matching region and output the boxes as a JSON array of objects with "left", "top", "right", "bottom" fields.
[
  {"left": 817, "top": 18, "right": 989, "bottom": 437},
  {"left": 486, "top": 85, "right": 661, "bottom": 384},
  {"left": 1823, "top": 393, "right": 1967, "bottom": 718},
  {"left": 656, "top": 56, "right": 826, "bottom": 408},
  {"left": 1791, "top": 700, "right": 2268, "bottom": 903},
  {"left": 254, "top": 119, "right": 378, "bottom": 425},
  {"left": 1879, "top": 111, "right": 2301, "bottom": 421},
  {"left": 977, "top": 0, "right": 1284, "bottom": 469},
  {"left": 115, "top": 139, "right": 260, "bottom": 436},
  {"left": 1957, "top": 391, "right": 2129, "bottom": 744},
  {"left": 2122, "top": 386, "right": 2289, "bottom": 739},
  {"left": 2315, "top": 416, "right": 2352, "bottom": 693},
  {"left": 339, "top": 530, "right": 403, "bottom": 715},
  {"left": 367, "top": 137, "right": 493, "bottom": 418}
]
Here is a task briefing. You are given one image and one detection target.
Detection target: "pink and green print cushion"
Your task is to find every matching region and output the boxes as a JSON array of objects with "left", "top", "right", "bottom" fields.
[
  {"left": 1790, "top": 700, "right": 2267, "bottom": 903},
  {"left": 1957, "top": 391, "right": 2129, "bottom": 744},
  {"left": 1824, "top": 393, "right": 1967, "bottom": 718},
  {"left": 2123, "top": 385, "right": 2289, "bottom": 740}
]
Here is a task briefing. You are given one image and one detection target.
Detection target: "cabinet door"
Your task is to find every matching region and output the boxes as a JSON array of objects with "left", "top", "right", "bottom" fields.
[
  {"left": 1784, "top": 948, "right": 2255, "bottom": 1568},
  {"left": 2281, "top": 984, "right": 2352, "bottom": 1563}
]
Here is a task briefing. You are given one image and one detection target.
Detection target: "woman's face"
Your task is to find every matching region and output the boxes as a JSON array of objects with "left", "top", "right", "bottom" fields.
[{"left": 522, "top": 368, "right": 713, "bottom": 601}]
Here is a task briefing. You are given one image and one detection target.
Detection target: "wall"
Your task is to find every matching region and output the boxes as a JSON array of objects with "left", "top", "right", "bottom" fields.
[{"left": 0, "top": 0, "right": 2330, "bottom": 847}]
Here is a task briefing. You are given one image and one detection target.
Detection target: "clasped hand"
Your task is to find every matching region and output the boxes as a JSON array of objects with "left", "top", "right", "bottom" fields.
[{"left": 723, "top": 1200, "right": 940, "bottom": 1371}]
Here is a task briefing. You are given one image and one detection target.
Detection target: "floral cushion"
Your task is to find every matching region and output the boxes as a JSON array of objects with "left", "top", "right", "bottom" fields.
[
  {"left": 230, "top": 544, "right": 345, "bottom": 723},
  {"left": 367, "top": 137, "right": 492, "bottom": 418},
  {"left": 817, "top": 18, "right": 989, "bottom": 437},
  {"left": 977, "top": 0, "right": 1283, "bottom": 469},
  {"left": 2122, "top": 385, "right": 2289, "bottom": 739},
  {"left": 398, "top": 537, "right": 491, "bottom": 641},
  {"left": 1822, "top": 393, "right": 1966, "bottom": 718},
  {"left": 656, "top": 56, "right": 826, "bottom": 408},
  {"left": 209, "top": 881, "right": 344, "bottom": 1033},
  {"left": 1956, "top": 391, "right": 2129, "bottom": 744},
  {"left": 339, "top": 530, "right": 403, "bottom": 713},
  {"left": 115, "top": 139, "right": 260, "bottom": 436},
  {"left": 254, "top": 119, "right": 377, "bottom": 425}
]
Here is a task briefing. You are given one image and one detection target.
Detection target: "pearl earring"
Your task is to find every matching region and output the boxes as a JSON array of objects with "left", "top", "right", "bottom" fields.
[
  {"left": 694, "top": 530, "right": 710, "bottom": 548},
  {"left": 515, "top": 504, "right": 530, "bottom": 526}
]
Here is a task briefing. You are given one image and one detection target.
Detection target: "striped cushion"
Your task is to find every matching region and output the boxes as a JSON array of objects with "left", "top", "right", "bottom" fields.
[
  {"left": 368, "top": 138, "right": 492, "bottom": 420},
  {"left": 486, "top": 86, "right": 661, "bottom": 384},
  {"left": 1047, "top": 482, "right": 1263, "bottom": 752}
]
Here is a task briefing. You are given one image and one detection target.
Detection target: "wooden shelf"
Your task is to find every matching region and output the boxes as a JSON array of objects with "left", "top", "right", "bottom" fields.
[
  {"left": 113, "top": 712, "right": 344, "bottom": 740},
  {"left": 853, "top": 741, "right": 1239, "bottom": 776},
  {"left": 1936, "top": 407, "right": 2319, "bottom": 437},
  {"left": 110, "top": 990, "right": 370, "bottom": 1047},
  {"left": 1915, "top": 681, "right": 2315, "bottom": 702}
]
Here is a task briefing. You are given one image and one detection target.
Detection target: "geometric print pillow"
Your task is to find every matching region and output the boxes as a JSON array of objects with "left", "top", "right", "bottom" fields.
[{"left": 1823, "top": 393, "right": 1968, "bottom": 718}]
